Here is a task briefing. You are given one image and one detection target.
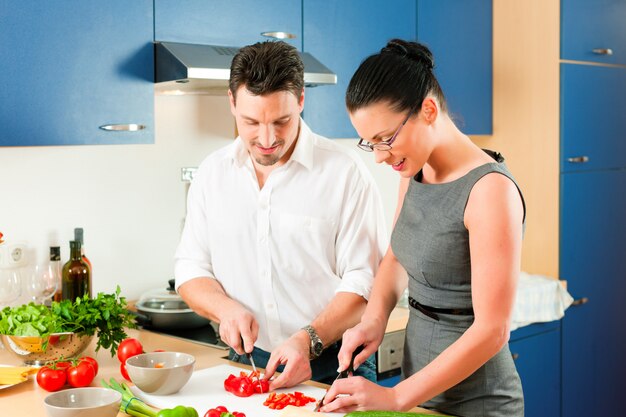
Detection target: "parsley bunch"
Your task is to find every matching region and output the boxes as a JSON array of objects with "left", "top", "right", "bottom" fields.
[{"left": 0, "top": 286, "right": 136, "bottom": 356}]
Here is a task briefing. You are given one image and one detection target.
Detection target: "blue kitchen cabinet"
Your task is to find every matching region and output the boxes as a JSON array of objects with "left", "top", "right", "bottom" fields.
[
  {"left": 154, "top": 0, "right": 301, "bottom": 49},
  {"left": 562, "top": 0, "right": 626, "bottom": 65},
  {"left": 0, "top": 0, "right": 154, "bottom": 146},
  {"left": 509, "top": 325, "right": 561, "bottom": 417},
  {"left": 561, "top": 64, "right": 626, "bottom": 172},
  {"left": 302, "top": 0, "right": 417, "bottom": 138},
  {"left": 560, "top": 169, "right": 626, "bottom": 417},
  {"left": 416, "top": 0, "right": 493, "bottom": 135}
]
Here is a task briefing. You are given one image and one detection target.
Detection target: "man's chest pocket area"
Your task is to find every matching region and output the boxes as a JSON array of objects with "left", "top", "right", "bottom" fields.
[{"left": 275, "top": 212, "right": 335, "bottom": 254}]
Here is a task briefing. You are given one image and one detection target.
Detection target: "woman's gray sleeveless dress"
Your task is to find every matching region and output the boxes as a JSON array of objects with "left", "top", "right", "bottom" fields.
[{"left": 390, "top": 151, "right": 525, "bottom": 417}]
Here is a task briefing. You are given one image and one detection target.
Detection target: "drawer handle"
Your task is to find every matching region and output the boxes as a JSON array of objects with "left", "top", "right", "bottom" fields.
[
  {"left": 592, "top": 48, "right": 613, "bottom": 56},
  {"left": 511, "top": 353, "right": 519, "bottom": 360},
  {"left": 567, "top": 156, "right": 589, "bottom": 163},
  {"left": 261, "top": 31, "right": 297, "bottom": 39},
  {"left": 99, "top": 124, "right": 146, "bottom": 132},
  {"left": 571, "top": 297, "right": 589, "bottom": 306}
]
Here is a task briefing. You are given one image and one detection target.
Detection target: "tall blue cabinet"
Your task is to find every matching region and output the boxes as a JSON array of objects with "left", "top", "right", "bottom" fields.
[
  {"left": 560, "top": 0, "right": 626, "bottom": 414},
  {"left": 0, "top": 0, "right": 154, "bottom": 146}
]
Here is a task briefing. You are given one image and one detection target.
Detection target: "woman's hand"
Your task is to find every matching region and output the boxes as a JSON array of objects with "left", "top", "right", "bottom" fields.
[
  {"left": 320, "top": 376, "right": 401, "bottom": 412},
  {"left": 337, "top": 319, "right": 385, "bottom": 373}
]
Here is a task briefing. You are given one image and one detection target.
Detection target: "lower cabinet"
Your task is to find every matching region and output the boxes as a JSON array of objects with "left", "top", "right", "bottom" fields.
[
  {"left": 560, "top": 169, "right": 626, "bottom": 416},
  {"left": 510, "top": 324, "right": 561, "bottom": 417}
]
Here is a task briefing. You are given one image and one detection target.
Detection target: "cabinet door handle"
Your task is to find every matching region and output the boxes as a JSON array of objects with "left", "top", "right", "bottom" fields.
[
  {"left": 511, "top": 353, "right": 519, "bottom": 360},
  {"left": 261, "top": 31, "right": 297, "bottom": 39},
  {"left": 99, "top": 124, "right": 146, "bottom": 132},
  {"left": 592, "top": 48, "right": 613, "bottom": 55},
  {"left": 567, "top": 156, "right": 589, "bottom": 163},
  {"left": 571, "top": 297, "right": 589, "bottom": 306}
]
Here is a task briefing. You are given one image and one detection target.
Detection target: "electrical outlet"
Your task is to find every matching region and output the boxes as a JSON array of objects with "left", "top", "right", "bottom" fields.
[
  {"left": 377, "top": 329, "right": 405, "bottom": 373},
  {"left": 181, "top": 167, "right": 197, "bottom": 182},
  {"left": 0, "top": 242, "right": 28, "bottom": 269}
]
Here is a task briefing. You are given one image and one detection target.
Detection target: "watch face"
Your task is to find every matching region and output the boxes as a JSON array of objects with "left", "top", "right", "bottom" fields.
[{"left": 313, "top": 341, "right": 323, "bottom": 356}]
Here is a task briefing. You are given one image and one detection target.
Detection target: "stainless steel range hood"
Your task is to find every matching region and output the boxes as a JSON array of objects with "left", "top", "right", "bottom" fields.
[{"left": 154, "top": 41, "right": 337, "bottom": 95}]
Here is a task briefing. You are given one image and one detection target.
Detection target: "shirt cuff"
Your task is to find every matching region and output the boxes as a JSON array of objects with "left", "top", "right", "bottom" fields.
[
  {"left": 334, "top": 270, "right": 374, "bottom": 300},
  {"left": 174, "top": 260, "right": 216, "bottom": 292}
]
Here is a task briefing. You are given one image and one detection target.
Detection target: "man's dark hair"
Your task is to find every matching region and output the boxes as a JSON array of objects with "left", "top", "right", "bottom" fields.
[{"left": 229, "top": 41, "right": 304, "bottom": 102}]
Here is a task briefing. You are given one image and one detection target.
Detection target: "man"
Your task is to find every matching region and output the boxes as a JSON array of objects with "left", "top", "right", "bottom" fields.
[{"left": 174, "top": 41, "right": 387, "bottom": 389}]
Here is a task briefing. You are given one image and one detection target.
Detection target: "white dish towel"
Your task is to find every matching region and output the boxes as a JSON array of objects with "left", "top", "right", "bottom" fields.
[{"left": 511, "top": 271, "right": 574, "bottom": 331}]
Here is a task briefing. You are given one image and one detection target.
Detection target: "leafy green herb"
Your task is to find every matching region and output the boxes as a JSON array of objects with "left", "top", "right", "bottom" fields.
[{"left": 0, "top": 286, "right": 136, "bottom": 355}]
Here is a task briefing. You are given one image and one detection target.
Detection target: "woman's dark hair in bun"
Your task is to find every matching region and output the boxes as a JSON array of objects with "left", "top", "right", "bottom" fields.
[{"left": 346, "top": 39, "right": 446, "bottom": 115}]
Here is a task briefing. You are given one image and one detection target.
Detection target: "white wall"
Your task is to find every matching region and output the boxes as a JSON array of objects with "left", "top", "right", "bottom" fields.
[{"left": 0, "top": 94, "right": 399, "bottom": 303}]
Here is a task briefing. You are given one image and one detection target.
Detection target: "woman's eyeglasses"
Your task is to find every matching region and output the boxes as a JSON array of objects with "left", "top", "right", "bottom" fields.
[{"left": 357, "top": 111, "right": 413, "bottom": 152}]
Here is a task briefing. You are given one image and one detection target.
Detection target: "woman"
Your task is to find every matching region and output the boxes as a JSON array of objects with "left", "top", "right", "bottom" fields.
[{"left": 319, "top": 39, "right": 525, "bottom": 417}]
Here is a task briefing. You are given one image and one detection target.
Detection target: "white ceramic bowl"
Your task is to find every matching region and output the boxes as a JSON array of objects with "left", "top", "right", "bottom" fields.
[
  {"left": 126, "top": 351, "right": 195, "bottom": 395},
  {"left": 43, "top": 387, "right": 122, "bottom": 417}
]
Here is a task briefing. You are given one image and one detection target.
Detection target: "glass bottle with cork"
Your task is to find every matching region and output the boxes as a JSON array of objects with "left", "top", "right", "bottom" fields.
[{"left": 62, "top": 240, "right": 91, "bottom": 301}]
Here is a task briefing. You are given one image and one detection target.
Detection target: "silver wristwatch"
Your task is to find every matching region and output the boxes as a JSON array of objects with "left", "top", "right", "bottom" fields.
[{"left": 302, "top": 325, "right": 324, "bottom": 359}]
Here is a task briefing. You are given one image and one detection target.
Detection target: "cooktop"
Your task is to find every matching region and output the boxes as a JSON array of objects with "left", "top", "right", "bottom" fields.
[{"left": 143, "top": 323, "right": 229, "bottom": 350}]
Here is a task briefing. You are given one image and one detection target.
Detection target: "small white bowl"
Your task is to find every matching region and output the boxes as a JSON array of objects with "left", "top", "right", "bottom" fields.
[
  {"left": 43, "top": 387, "right": 122, "bottom": 417},
  {"left": 126, "top": 351, "right": 195, "bottom": 395}
]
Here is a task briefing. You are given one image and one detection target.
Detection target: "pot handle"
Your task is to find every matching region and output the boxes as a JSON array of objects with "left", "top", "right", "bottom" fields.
[{"left": 128, "top": 310, "right": 152, "bottom": 327}]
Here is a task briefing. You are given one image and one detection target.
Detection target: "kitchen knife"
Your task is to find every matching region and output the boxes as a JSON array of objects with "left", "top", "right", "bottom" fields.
[{"left": 313, "top": 345, "right": 364, "bottom": 412}]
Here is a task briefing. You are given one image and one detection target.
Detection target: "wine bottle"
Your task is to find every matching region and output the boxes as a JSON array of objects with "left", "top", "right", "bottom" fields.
[
  {"left": 74, "top": 227, "right": 92, "bottom": 270},
  {"left": 50, "top": 246, "right": 63, "bottom": 303},
  {"left": 62, "top": 240, "right": 91, "bottom": 301}
]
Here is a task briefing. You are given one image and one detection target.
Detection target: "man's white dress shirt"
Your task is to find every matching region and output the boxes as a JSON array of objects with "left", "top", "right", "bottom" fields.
[{"left": 175, "top": 120, "right": 388, "bottom": 352}]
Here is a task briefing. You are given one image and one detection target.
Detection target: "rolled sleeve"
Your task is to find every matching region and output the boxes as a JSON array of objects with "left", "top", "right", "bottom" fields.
[
  {"left": 174, "top": 168, "right": 217, "bottom": 292},
  {"left": 334, "top": 167, "right": 388, "bottom": 300}
]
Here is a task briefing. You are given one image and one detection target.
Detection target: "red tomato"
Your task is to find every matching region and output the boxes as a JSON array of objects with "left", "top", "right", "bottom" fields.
[
  {"left": 117, "top": 338, "right": 144, "bottom": 364},
  {"left": 214, "top": 406, "right": 228, "bottom": 413},
  {"left": 54, "top": 360, "right": 72, "bottom": 371},
  {"left": 233, "top": 412, "right": 246, "bottom": 417},
  {"left": 79, "top": 356, "right": 99, "bottom": 376},
  {"left": 36, "top": 366, "right": 66, "bottom": 392},
  {"left": 120, "top": 362, "right": 131, "bottom": 381},
  {"left": 66, "top": 360, "right": 95, "bottom": 388}
]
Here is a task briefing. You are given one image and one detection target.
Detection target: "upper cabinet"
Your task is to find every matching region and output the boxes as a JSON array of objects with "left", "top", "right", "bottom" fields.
[
  {"left": 561, "top": 0, "right": 626, "bottom": 65},
  {"left": 154, "top": 0, "right": 301, "bottom": 49},
  {"left": 417, "top": 0, "right": 493, "bottom": 135},
  {"left": 302, "top": 0, "right": 417, "bottom": 138},
  {"left": 561, "top": 64, "right": 626, "bottom": 172},
  {"left": 0, "top": 0, "right": 154, "bottom": 146}
]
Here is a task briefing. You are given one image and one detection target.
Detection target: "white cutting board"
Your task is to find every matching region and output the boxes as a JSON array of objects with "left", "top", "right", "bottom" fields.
[{"left": 131, "top": 364, "right": 342, "bottom": 417}]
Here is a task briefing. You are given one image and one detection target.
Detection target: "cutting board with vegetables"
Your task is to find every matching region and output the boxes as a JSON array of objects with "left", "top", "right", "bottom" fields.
[{"left": 131, "top": 364, "right": 342, "bottom": 417}]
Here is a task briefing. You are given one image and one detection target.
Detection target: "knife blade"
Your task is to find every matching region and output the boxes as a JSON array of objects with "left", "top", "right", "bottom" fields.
[
  {"left": 246, "top": 351, "right": 265, "bottom": 393},
  {"left": 313, "top": 345, "right": 364, "bottom": 412}
]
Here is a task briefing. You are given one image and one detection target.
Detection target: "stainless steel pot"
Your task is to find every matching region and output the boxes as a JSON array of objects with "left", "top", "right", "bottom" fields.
[{"left": 134, "top": 280, "right": 211, "bottom": 330}]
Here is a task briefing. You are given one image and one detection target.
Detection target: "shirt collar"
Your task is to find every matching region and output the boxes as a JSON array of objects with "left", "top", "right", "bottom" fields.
[{"left": 229, "top": 118, "right": 315, "bottom": 171}]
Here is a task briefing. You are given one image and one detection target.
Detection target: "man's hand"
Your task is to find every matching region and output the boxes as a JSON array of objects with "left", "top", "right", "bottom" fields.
[
  {"left": 264, "top": 330, "right": 312, "bottom": 390},
  {"left": 217, "top": 301, "right": 259, "bottom": 355}
]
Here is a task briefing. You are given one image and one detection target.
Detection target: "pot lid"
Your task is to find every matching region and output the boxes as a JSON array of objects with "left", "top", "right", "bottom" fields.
[{"left": 137, "top": 298, "right": 194, "bottom": 313}]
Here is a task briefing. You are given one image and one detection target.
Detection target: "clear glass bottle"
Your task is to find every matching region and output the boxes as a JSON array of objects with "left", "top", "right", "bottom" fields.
[
  {"left": 50, "top": 246, "right": 63, "bottom": 303},
  {"left": 62, "top": 240, "right": 91, "bottom": 301}
]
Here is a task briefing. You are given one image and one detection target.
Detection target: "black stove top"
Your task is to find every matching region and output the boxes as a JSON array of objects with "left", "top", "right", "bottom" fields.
[{"left": 144, "top": 323, "right": 229, "bottom": 350}]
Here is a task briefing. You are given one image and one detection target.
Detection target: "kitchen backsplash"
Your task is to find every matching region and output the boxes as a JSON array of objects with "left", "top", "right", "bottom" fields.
[{"left": 0, "top": 94, "right": 398, "bottom": 302}]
